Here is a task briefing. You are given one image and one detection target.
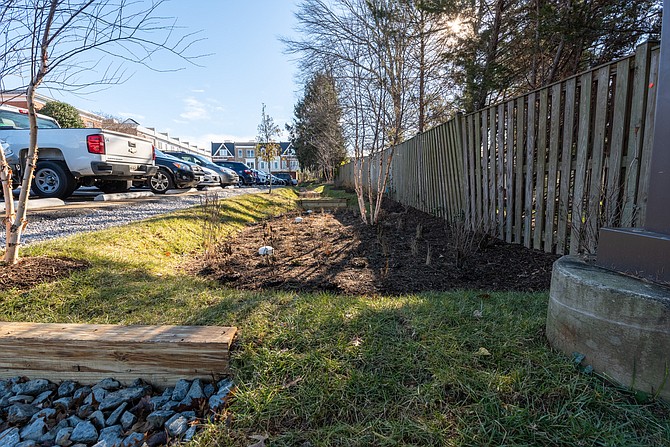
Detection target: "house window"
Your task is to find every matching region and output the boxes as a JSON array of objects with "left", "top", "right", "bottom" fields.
[
  {"left": 273, "top": 161, "right": 279, "bottom": 170},
  {"left": 246, "top": 149, "right": 255, "bottom": 158},
  {"left": 238, "top": 150, "right": 243, "bottom": 158}
]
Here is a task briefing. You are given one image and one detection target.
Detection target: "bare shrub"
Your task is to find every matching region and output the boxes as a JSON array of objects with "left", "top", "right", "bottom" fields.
[
  {"left": 199, "top": 193, "right": 223, "bottom": 261},
  {"left": 448, "top": 215, "right": 490, "bottom": 269}
]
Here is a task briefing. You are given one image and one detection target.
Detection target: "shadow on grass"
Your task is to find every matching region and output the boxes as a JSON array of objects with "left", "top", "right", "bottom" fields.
[{"left": 187, "top": 289, "right": 670, "bottom": 446}]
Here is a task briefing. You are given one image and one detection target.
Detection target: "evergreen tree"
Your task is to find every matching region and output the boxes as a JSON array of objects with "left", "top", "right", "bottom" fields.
[
  {"left": 291, "top": 72, "right": 346, "bottom": 181},
  {"left": 39, "top": 101, "right": 84, "bottom": 128}
]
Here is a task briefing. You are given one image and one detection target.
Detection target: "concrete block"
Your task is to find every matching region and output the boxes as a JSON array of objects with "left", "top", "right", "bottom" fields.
[{"left": 546, "top": 256, "right": 670, "bottom": 401}]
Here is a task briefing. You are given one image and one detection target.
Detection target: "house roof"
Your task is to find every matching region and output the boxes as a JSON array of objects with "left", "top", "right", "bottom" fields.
[{"left": 211, "top": 142, "right": 235, "bottom": 158}]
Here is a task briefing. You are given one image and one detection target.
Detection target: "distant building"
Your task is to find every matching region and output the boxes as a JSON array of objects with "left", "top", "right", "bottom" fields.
[{"left": 211, "top": 141, "right": 299, "bottom": 175}]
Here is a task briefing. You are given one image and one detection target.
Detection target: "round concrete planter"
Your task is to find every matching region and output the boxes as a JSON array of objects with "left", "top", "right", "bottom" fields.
[{"left": 546, "top": 256, "right": 670, "bottom": 401}]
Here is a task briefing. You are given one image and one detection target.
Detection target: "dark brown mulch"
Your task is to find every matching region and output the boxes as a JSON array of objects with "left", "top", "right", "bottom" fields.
[
  {"left": 0, "top": 256, "right": 88, "bottom": 291},
  {"left": 191, "top": 201, "right": 560, "bottom": 295}
]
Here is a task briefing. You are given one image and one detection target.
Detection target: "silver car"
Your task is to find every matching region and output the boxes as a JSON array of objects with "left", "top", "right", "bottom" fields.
[{"left": 197, "top": 165, "right": 221, "bottom": 189}]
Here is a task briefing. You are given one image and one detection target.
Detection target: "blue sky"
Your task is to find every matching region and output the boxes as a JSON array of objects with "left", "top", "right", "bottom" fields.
[{"left": 47, "top": 1, "right": 301, "bottom": 150}]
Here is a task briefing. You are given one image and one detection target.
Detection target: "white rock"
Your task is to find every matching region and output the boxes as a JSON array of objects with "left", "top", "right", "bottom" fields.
[
  {"left": 258, "top": 246, "right": 274, "bottom": 256},
  {"left": 295, "top": 217, "right": 303, "bottom": 223}
]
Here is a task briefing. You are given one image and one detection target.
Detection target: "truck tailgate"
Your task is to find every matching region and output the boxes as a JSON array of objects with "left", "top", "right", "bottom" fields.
[{"left": 102, "top": 130, "right": 153, "bottom": 165}]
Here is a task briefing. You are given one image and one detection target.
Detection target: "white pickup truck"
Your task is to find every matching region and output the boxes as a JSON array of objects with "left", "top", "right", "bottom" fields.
[{"left": 0, "top": 104, "right": 156, "bottom": 198}]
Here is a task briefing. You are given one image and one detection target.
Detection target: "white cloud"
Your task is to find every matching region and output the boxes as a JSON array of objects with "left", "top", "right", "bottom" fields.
[
  {"left": 179, "top": 97, "right": 209, "bottom": 121},
  {"left": 191, "top": 89, "right": 205, "bottom": 93}
]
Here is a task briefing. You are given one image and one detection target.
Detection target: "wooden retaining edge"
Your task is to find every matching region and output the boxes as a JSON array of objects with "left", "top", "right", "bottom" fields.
[
  {"left": 0, "top": 322, "right": 237, "bottom": 389},
  {"left": 299, "top": 198, "right": 348, "bottom": 210}
]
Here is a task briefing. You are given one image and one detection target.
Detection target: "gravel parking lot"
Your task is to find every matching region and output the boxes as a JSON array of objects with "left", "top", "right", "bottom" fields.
[{"left": 0, "top": 187, "right": 259, "bottom": 247}]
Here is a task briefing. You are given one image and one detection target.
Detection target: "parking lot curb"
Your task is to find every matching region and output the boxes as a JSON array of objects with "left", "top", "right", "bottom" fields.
[
  {"left": 164, "top": 188, "right": 198, "bottom": 195},
  {"left": 94, "top": 191, "right": 155, "bottom": 201},
  {"left": 0, "top": 197, "right": 66, "bottom": 212},
  {"left": 200, "top": 186, "right": 224, "bottom": 192}
]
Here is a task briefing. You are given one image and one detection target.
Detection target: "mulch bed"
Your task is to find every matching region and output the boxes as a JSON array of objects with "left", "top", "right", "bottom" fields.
[
  {"left": 0, "top": 256, "right": 88, "bottom": 291},
  {"left": 191, "top": 200, "right": 560, "bottom": 295},
  {"left": 0, "top": 201, "right": 560, "bottom": 295}
]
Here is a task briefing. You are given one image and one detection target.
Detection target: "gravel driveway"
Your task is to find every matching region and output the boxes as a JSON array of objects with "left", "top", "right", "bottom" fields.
[{"left": 0, "top": 187, "right": 260, "bottom": 246}]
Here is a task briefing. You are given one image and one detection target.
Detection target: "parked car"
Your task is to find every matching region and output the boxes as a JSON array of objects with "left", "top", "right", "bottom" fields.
[
  {"left": 214, "top": 160, "right": 255, "bottom": 185},
  {"left": 0, "top": 104, "right": 156, "bottom": 199},
  {"left": 147, "top": 149, "right": 201, "bottom": 193},
  {"left": 269, "top": 174, "right": 286, "bottom": 185},
  {"left": 274, "top": 172, "right": 298, "bottom": 186},
  {"left": 165, "top": 151, "right": 239, "bottom": 187},
  {"left": 197, "top": 165, "right": 221, "bottom": 189},
  {"left": 251, "top": 169, "right": 269, "bottom": 185}
]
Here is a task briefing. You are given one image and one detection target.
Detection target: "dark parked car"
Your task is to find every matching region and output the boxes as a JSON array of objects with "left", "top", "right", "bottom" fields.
[
  {"left": 214, "top": 160, "right": 255, "bottom": 185},
  {"left": 165, "top": 151, "right": 239, "bottom": 187},
  {"left": 147, "top": 149, "right": 202, "bottom": 193},
  {"left": 274, "top": 172, "right": 298, "bottom": 186}
]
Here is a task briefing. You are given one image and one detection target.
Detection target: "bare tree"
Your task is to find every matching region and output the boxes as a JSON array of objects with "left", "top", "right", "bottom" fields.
[
  {"left": 0, "top": 0, "right": 200, "bottom": 264},
  {"left": 285, "top": 0, "right": 423, "bottom": 224},
  {"left": 256, "top": 104, "right": 282, "bottom": 194}
]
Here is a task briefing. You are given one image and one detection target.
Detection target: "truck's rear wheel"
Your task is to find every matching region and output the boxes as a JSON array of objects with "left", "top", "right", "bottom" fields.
[{"left": 31, "top": 161, "right": 76, "bottom": 199}]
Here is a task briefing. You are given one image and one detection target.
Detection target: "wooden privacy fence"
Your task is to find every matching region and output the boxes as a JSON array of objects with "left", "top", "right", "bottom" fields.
[{"left": 337, "top": 41, "right": 659, "bottom": 255}]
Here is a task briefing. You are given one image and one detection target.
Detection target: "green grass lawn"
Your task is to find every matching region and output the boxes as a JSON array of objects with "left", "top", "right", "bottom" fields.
[{"left": 3, "top": 188, "right": 668, "bottom": 446}]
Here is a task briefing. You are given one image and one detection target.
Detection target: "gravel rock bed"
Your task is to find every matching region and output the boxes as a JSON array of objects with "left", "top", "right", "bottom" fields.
[
  {"left": 0, "top": 376, "right": 234, "bottom": 447},
  {"left": 0, "top": 187, "right": 257, "bottom": 247}
]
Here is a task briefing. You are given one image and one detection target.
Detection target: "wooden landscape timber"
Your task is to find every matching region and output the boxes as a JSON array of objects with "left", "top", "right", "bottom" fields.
[
  {"left": 299, "top": 198, "right": 348, "bottom": 210},
  {"left": 0, "top": 322, "right": 237, "bottom": 388}
]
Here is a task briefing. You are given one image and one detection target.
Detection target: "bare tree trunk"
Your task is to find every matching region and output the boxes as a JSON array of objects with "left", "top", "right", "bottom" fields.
[
  {"left": 0, "top": 146, "right": 16, "bottom": 258},
  {"left": 5, "top": 86, "right": 41, "bottom": 264}
]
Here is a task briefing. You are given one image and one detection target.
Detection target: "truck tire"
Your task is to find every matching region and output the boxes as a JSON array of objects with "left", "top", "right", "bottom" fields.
[
  {"left": 31, "top": 161, "right": 76, "bottom": 199},
  {"left": 148, "top": 168, "right": 175, "bottom": 194},
  {"left": 98, "top": 180, "right": 131, "bottom": 194}
]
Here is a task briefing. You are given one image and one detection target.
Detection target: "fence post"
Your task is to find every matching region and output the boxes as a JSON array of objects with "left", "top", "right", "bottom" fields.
[{"left": 596, "top": 5, "right": 670, "bottom": 283}]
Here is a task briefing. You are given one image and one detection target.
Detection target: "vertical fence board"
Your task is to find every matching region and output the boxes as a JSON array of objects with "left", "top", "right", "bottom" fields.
[
  {"left": 464, "top": 116, "right": 474, "bottom": 223},
  {"left": 586, "top": 66, "right": 611, "bottom": 253},
  {"left": 445, "top": 124, "right": 455, "bottom": 218},
  {"left": 489, "top": 107, "right": 497, "bottom": 233},
  {"left": 497, "top": 104, "right": 505, "bottom": 238},
  {"left": 436, "top": 129, "right": 446, "bottom": 218},
  {"left": 436, "top": 125, "right": 447, "bottom": 217},
  {"left": 481, "top": 109, "right": 490, "bottom": 231},
  {"left": 514, "top": 96, "right": 525, "bottom": 243},
  {"left": 428, "top": 133, "right": 437, "bottom": 215},
  {"left": 544, "top": 83, "right": 562, "bottom": 252},
  {"left": 474, "top": 112, "right": 483, "bottom": 224},
  {"left": 444, "top": 123, "right": 456, "bottom": 217},
  {"left": 557, "top": 78, "right": 576, "bottom": 254},
  {"left": 456, "top": 115, "right": 466, "bottom": 215},
  {"left": 505, "top": 101, "right": 514, "bottom": 243},
  {"left": 524, "top": 92, "right": 536, "bottom": 248},
  {"left": 466, "top": 116, "right": 475, "bottom": 223},
  {"left": 636, "top": 46, "right": 659, "bottom": 226},
  {"left": 533, "top": 89, "right": 549, "bottom": 250},
  {"left": 570, "top": 72, "right": 593, "bottom": 254},
  {"left": 605, "top": 58, "right": 630, "bottom": 226},
  {"left": 622, "top": 43, "right": 652, "bottom": 226}
]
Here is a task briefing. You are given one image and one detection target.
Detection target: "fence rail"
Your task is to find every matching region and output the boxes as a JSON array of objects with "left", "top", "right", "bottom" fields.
[{"left": 337, "top": 42, "right": 659, "bottom": 255}]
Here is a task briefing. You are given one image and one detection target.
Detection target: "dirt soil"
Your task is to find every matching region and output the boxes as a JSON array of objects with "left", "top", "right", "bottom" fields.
[
  {"left": 192, "top": 200, "right": 560, "bottom": 295},
  {"left": 0, "top": 256, "right": 88, "bottom": 291}
]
